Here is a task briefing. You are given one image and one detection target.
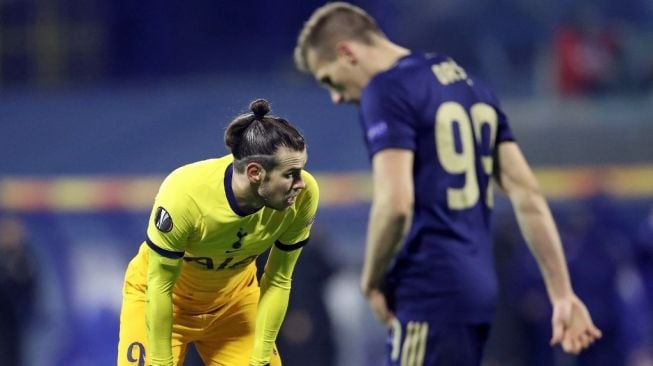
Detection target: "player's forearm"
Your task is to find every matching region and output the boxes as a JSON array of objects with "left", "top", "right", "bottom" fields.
[
  {"left": 146, "top": 290, "right": 174, "bottom": 366},
  {"left": 251, "top": 272, "right": 291, "bottom": 365},
  {"left": 251, "top": 248, "right": 301, "bottom": 365},
  {"left": 361, "top": 201, "right": 411, "bottom": 294},
  {"left": 512, "top": 190, "right": 573, "bottom": 301},
  {"left": 146, "top": 253, "right": 182, "bottom": 366}
]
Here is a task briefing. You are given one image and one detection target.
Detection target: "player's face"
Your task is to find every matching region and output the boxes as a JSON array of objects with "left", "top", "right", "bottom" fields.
[
  {"left": 307, "top": 49, "right": 364, "bottom": 104},
  {"left": 258, "top": 147, "right": 308, "bottom": 211}
]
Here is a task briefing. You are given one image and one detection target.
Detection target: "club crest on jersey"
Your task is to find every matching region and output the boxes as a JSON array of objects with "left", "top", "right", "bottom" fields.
[
  {"left": 154, "top": 207, "right": 173, "bottom": 232},
  {"left": 226, "top": 228, "right": 248, "bottom": 253}
]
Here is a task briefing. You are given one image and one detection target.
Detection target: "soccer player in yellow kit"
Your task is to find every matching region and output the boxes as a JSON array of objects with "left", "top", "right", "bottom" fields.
[{"left": 117, "top": 99, "right": 319, "bottom": 366}]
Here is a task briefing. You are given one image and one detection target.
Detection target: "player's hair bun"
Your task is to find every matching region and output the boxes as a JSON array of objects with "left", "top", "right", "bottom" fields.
[
  {"left": 250, "top": 99, "right": 270, "bottom": 120},
  {"left": 225, "top": 98, "right": 304, "bottom": 163}
]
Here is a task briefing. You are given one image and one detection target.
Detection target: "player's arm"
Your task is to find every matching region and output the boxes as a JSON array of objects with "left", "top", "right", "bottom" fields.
[
  {"left": 495, "top": 142, "right": 572, "bottom": 301},
  {"left": 360, "top": 148, "right": 414, "bottom": 323},
  {"left": 146, "top": 249, "right": 183, "bottom": 366},
  {"left": 250, "top": 244, "right": 304, "bottom": 366},
  {"left": 144, "top": 171, "right": 197, "bottom": 365},
  {"left": 495, "top": 141, "right": 601, "bottom": 353},
  {"left": 357, "top": 77, "right": 415, "bottom": 302}
]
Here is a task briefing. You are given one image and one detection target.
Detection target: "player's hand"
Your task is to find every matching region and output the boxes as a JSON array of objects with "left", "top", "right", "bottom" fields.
[
  {"left": 365, "top": 288, "right": 395, "bottom": 327},
  {"left": 550, "top": 294, "right": 602, "bottom": 354}
]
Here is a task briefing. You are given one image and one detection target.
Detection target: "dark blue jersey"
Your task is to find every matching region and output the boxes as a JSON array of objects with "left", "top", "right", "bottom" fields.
[{"left": 360, "top": 53, "right": 514, "bottom": 324}]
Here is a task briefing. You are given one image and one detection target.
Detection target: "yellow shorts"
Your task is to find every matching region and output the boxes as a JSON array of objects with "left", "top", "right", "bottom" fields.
[{"left": 117, "top": 263, "right": 282, "bottom": 366}]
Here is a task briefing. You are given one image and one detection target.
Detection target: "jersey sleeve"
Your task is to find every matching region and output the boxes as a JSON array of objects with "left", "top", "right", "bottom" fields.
[
  {"left": 146, "top": 170, "right": 200, "bottom": 257},
  {"left": 249, "top": 246, "right": 302, "bottom": 365},
  {"left": 276, "top": 171, "right": 319, "bottom": 248},
  {"left": 359, "top": 76, "right": 417, "bottom": 158},
  {"left": 478, "top": 81, "right": 515, "bottom": 144},
  {"left": 146, "top": 251, "right": 182, "bottom": 366},
  {"left": 494, "top": 107, "right": 514, "bottom": 144}
]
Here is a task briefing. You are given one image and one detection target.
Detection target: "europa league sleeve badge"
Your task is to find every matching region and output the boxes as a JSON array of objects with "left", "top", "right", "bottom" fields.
[{"left": 154, "top": 207, "right": 174, "bottom": 232}]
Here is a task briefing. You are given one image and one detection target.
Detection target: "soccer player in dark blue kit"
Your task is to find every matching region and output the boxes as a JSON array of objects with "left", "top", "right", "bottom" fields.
[{"left": 295, "top": 3, "right": 602, "bottom": 365}]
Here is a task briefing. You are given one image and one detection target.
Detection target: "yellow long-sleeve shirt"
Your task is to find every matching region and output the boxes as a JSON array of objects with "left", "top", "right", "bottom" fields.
[{"left": 129, "top": 155, "right": 318, "bottom": 365}]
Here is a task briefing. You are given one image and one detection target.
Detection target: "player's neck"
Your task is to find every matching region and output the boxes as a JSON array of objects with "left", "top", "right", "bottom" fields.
[
  {"left": 364, "top": 39, "right": 410, "bottom": 76},
  {"left": 230, "top": 172, "right": 264, "bottom": 214}
]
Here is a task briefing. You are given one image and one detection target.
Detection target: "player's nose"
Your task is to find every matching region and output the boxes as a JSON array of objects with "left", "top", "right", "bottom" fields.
[{"left": 293, "top": 177, "right": 306, "bottom": 190}]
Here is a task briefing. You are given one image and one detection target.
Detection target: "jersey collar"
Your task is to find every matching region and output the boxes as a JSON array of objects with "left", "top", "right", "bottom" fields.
[{"left": 224, "top": 163, "right": 261, "bottom": 217}]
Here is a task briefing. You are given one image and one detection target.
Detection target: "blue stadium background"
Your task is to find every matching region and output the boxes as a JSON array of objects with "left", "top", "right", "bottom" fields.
[{"left": 1, "top": 0, "right": 652, "bottom": 365}]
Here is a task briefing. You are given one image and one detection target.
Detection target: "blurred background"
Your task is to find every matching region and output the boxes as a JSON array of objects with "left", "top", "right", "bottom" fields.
[{"left": 1, "top": 0, "right": 652, "bottom": 365}]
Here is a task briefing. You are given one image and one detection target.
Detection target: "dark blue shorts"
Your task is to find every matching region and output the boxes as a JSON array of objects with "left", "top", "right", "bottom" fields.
[{"left": 385, "top": 312, "right": 491, "bottom": 366}]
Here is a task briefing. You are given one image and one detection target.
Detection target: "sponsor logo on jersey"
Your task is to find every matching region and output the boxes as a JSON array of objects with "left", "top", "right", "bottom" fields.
[
  {"left": 154, "top": 207, "right": 173, "bottom": 232},
  {"left": 367, "top": 121, "right": 389, "bottom": 142},
  {"left": 184, "top": 255, "right": 257, "bottom": 270}
]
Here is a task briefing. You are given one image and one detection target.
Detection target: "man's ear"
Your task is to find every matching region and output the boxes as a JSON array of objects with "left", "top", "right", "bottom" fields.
[
  {"left": 246, "top": 162, "right": 264, "bottom": 184},
  {"left": 335, "top": 41, "right": 358, "bottom": 65}
]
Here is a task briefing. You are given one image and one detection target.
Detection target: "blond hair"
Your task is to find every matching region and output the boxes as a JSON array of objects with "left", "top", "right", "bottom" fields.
[{"left": 294, "top": 2, "right": 384, "bottom": 72}]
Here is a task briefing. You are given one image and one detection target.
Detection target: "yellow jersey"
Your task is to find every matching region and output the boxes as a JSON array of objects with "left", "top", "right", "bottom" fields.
[{"left": 130, "top": 154, "right": 318, "bottom": 312}]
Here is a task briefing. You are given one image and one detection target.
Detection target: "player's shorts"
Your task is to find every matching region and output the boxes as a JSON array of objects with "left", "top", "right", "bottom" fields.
[
  {"left": 117, "top": 261, "right": 282, "bottom": 366},
  {"left": 386, "top": 308, "right": 490, "bottom": 366}
]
